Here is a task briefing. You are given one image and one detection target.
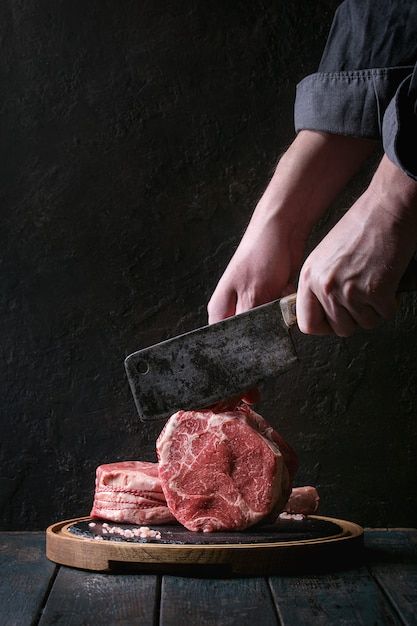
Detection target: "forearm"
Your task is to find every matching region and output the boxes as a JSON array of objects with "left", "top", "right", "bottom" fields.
[
  {"left": 252, "top": 130, "right": 376, "bottom": 237},
  {"left": 368, "top": 154, "right": 417, "bottom": 230},
  {"left": 208, "top": 130, "right": 376, "bottom": 323}
]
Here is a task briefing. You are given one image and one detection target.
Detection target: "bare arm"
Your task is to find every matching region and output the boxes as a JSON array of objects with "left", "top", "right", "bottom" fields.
[{"left": 208, "top": 130, "right": 376, "bottom": 323}]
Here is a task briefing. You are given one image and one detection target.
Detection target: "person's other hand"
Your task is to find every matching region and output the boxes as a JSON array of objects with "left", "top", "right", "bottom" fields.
[
  {"left": 297, "top": 155, "right": 417, "bottom": 336},
  {"left": 207, "top": 213, "right": 305, "bottom": 323}
]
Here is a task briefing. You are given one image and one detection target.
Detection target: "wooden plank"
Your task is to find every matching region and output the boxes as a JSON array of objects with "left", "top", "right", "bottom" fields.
[
  {"left": 366, "top": 530, "right": 417, "bottom": 626},
  {"left": 0, "top": 532, "right": 56, "bottom": 626},
  {"left": 39, "top": 566, "right": 159, "bottom": 626},
  {"left": 160, "top": 576, "right": 278, "bottom": 626},
  {"left": 269, "top": 566, "right": 400, "bottom": 625}
]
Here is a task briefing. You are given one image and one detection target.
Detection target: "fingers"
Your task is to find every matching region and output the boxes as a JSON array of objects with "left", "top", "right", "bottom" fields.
[
  {"left": 296, "top": 288, "right": 334, "bottom": 335},
  {"left": 347, "top": 302, "right": 382, "bottom": 329},
  {"left": 297, "top": 281, "right": 395, "bottom": 337},
  {"left": 322, "top": 298, "right": 358, "bottom": 337},
  {"left": 371, "top": 295, "right": 399, "bottom": 321},
  {"left": 207, "top": 288, "right": 237, "bottom": 324},
  {"left": 209, "top": 281, "right": 296, "bottom": 323},
  {"left": 235, "top": 290, "right": 258, "bottom": 315},
  {"left": 210, "top": 280, "right": 393, "bottom": 336}
]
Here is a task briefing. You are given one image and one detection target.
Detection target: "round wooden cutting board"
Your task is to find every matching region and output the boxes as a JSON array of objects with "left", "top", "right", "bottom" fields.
[{"left": 46, "top": 515, "right": 363, "bottom": 575}]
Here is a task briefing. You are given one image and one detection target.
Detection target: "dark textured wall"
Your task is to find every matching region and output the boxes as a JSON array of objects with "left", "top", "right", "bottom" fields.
[{"left": 2, "top": 1, "right": 416, "bottom": 530}]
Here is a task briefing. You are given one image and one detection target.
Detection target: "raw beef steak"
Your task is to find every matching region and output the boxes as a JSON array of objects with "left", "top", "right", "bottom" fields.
[
  {"left": 91, "top": 461, "right": 175, "bottom": 524},
  {"left": 157, "top": 404, "right": 296, "bottom": 532},
  {"left": 235, "top": 402, "right": 298, "bottom": 482}
]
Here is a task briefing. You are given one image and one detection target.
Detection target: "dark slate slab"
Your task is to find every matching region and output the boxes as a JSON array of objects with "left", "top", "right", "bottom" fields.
[
  {"left": 0, "top": 532, "right": 56, "bottom": 626},
  {"left": 68, "top": 516, "right": 341, "bottom": 545},
  {"left": 39, "top": 566, "right": 159, "bottom": 626},
  {"left": 160, "top": 576, "right": 278, "bottom": 626}
]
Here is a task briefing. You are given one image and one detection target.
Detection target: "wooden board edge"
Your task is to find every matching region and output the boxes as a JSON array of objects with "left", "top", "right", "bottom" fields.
[{"left": 46, "top": 515, "right": 364, "bottom": 574}]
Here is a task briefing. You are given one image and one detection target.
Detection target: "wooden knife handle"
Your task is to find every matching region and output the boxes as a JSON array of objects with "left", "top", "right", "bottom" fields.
[{"left": 280, "top": 293, "right": 297, "bottom": 328}]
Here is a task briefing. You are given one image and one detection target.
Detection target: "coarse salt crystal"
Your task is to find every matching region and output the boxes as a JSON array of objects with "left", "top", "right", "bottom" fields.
[
  {"left": 88, "top": 522, "right": 96, "bottom": 528},
  {"left": 98, "top": 523, "right": 162, "bottom": 541},
  {"left": 279, "top": 511, "right": 304, "bottom": 521}
]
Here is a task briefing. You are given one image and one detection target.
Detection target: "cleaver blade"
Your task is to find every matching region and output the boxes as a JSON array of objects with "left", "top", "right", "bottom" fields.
[{"left": 125, "top": 294, "right": 297, "bottom": 421}]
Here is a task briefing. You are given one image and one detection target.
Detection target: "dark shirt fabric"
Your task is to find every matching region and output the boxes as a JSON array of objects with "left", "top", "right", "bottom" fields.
[{"left": 294, "top": 0, "right": 417, "bottom": 180}]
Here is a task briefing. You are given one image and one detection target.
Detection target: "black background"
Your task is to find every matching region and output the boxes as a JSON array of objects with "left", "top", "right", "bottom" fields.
[{"left": 2, "top": 0, "right": 416, "bottom": 530}]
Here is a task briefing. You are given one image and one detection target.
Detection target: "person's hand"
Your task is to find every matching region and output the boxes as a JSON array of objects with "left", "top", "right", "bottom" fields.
[
  {"left": 297, "top": 155, "right": 417, "bottom": 336},
  {"left": 207, "top": 213, "right": 306, "bottom": 322},
  {"left": 208, "top": 130, "right": 376, "bottom": 324}
]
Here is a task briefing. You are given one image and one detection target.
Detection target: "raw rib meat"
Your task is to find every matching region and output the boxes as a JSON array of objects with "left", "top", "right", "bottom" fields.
[
  {"left": 157, "top": 404, "right": 297, "bottom": 532},
  {"left": 90, "top": 461, "right": 175, "bottom": 525},
  {"left": 284, "top": 486, "right": 320, "bottom": 515}
]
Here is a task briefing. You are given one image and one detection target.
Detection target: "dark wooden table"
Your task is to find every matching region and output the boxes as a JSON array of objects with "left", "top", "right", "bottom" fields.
[{"left": 1, "top": 530, "right": 416, "bottom": 625}]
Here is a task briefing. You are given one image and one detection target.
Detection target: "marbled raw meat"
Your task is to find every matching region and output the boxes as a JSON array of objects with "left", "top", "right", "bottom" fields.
[
  {"left": 91, "top": 463, "right": 317, "bottom": 523},
  {"left": 157, "top": 403, "right": 297, "bottom": 532}
]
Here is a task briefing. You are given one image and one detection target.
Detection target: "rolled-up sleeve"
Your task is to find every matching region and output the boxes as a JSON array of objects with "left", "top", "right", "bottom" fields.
[
  {"left": 294, "top": 0, "right": 417, "bottom": 180},
  {"left": 382, "top": 67, "right": 417, "bottom": 180}
]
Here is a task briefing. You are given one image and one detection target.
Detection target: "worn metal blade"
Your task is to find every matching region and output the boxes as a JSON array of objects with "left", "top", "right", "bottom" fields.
[{"left": 125, "top": 299, "right": 297, "bottom": 421}]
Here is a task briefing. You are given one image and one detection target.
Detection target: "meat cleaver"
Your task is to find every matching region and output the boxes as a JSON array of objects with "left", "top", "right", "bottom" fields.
[
  {"left": 125, "top": 256, "right": 417, "bottom": 421},
  {"left": 125, "top": 294, "right": 297, "bottom": 421}
]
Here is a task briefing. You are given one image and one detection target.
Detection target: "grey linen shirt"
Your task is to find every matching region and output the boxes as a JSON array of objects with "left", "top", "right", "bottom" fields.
[{"left": 294, "top": 0, "right": 417, "bottom": 180}]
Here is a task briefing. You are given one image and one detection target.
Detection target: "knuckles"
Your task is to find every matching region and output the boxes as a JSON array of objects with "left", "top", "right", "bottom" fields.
[
  {"left": 300, "top": 265, "right": 337, "bottom": 299},
  {"left": 341, "top": 280, "right": 358, "bottom": 304}
]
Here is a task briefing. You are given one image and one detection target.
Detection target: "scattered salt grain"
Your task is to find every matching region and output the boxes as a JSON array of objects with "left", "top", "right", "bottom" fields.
[
  {"left": 88, "top": 522, "right": 96, "bottom": 528},
  {"left": 279, "top": 512, "right": 305, "bottom": 521},
  {"left": 91, "top": 522, "right": 162, "bottom": 541}
]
